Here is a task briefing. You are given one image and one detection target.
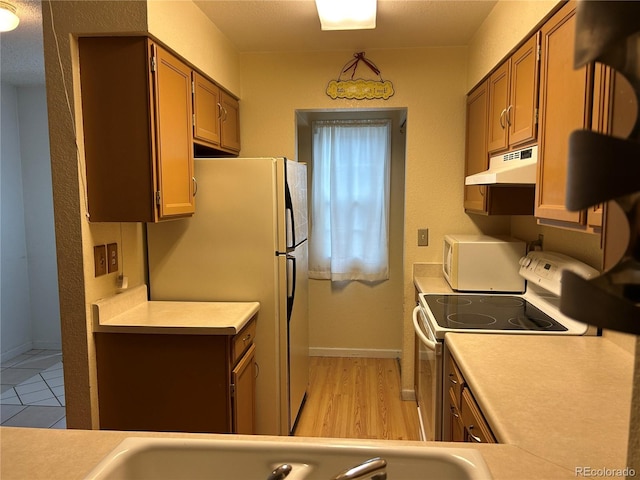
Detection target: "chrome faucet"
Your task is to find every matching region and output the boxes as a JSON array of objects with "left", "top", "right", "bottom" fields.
[
  {"left": 266, "top": 463, "right": 292, "bottom": 480},
  {"left": 330, "top": 457, "right": 388, "bottom": 480}
]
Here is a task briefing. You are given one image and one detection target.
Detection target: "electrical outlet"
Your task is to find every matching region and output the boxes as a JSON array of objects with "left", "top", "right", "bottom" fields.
[
  {"left": 418, "top": 228, "right": 429, "bottom": 246},
  {"left": 94, "top": 245, "right": 107, "bottom": 277},
  {"left": 107, "top": 243, "right": 118, "bottom": 273}
]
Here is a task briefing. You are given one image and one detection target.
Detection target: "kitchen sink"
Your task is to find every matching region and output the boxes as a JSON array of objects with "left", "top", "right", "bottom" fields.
[{"left": 84, "top": 436, "right": 493, "bottom": 479}]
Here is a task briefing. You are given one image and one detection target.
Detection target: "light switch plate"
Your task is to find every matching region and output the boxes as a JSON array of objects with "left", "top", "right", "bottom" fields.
[
  {"left": 94, "top": 245, "right": 107, "bottom": 276},
  {"left": 418, "top": 228, "right": 429, "bottom": 246},
  {"left": 107, "top": 243, "right": 118, "bottom": 273}
]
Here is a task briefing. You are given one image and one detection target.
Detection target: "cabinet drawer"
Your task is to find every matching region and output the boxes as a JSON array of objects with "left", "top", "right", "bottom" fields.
[
  {"left": 447, "top": 355, "right": 464, "bottom": 405},
  {"left": 461, "top": 388, "right": 496, "bottom": 444},
  {"left": 232, "top": 319, "right": 256, "bottom": 365},
  {"left": 448, "top": 388, "right": 465, "bottom": 442}
]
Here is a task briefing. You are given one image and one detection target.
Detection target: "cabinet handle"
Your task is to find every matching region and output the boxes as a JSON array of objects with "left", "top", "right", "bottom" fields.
[
  {"left": 448, "top": 373, "right": 458, "bottom": 385},
  {"left": 222, "top": 106, "right": 228, "bottom": 122},
  {"left": 242, "top": 333, "right": 252, "bottom": 343},
  {"left": 192, "top": 177, "right": 198, "bottom": 197},
  {"left": 217, "top": 102, "right": 223, "bottom": 120},
  {"left": 450, "top": 406, "right": 459, "bottom": 419},
  {"left": 255, "top": 362, "right": 260, "bottom": 379},
  {"left": 468, "top": 425, "right": 482, "bottom": 443},
  {"left": 506, "top": 105, "right": 513, "bottom": 126},
  {"left": 499, "top": 109, "right": 507, "bottom": 129}
]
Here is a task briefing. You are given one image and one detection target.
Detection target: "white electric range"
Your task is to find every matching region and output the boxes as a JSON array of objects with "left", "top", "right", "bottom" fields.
[{"left": 413, "top": 250, "right": 600, "bottom": 442}]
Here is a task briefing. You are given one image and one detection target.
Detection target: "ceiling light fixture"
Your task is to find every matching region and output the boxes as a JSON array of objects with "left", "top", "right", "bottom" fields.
[
  {"left": 0, "top": 1, "right": 19, "bottom": 32},
  {"left": 315, "top": 0, "right": 377, "bottom": 31}
]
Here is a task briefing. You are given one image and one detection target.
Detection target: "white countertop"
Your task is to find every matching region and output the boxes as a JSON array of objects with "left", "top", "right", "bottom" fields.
[
  {"left": 92, "top": 285, "right": 260, "bottom": 335},
  {"left": 413, "top": 275, "right": 452, "bottom": 294},
  {"left": 446, "top": 333, "right": 634, "bottom": 475}
]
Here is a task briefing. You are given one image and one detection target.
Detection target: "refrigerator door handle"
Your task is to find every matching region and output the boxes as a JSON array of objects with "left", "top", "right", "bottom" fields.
[
  {"left": 285, "top": 184, "right": 296, "bottom": 251},
  {"left": 286, "top": 254, "right": 296, "bottom": 323}
]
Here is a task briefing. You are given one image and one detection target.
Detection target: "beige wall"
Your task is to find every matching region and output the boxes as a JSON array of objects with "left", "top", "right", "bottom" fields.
[
  {"left": 42, "top": 0, "right": 240, "bottom": 429},
  {"left": 147, "top": 0, "right": 241, "bottom": 95},
  {"left": 467, "top": 0, "right": 560, "bottom": 91}
]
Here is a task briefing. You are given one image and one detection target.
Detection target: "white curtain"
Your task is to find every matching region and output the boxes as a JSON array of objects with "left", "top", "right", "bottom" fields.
[{"left": 309, "top": 119, "right": 391, "bottom": 282}]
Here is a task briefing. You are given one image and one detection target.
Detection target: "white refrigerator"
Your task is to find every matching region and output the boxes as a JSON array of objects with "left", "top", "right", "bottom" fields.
[{"left": 146, "top": 157, "right": 309, "bottom": 436}]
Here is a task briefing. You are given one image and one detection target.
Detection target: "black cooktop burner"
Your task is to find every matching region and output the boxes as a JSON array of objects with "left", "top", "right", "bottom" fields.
[{"left": 424, "top": 295, "right": 568, "bottom": 331}]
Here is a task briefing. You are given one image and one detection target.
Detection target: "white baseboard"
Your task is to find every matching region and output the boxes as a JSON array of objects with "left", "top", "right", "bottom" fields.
[
  {"left": 0, "top": 342, "right": 33, "bottom": 363},
  {"left": 309, "top": 347, "right": 401, "bottom": 359}
]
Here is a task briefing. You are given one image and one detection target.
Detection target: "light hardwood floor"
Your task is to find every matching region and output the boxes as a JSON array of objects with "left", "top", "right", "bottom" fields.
[{"left": 294, "top": 357, "right": 421, "bottom": 441}]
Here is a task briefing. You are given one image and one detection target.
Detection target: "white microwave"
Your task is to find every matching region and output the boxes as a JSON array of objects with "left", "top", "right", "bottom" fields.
[{"left": 443, "top": 234, "right": 526, "bottom": 292}]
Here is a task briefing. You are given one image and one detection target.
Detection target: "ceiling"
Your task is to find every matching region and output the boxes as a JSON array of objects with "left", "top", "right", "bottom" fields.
[
  {"left": 0, "top": 0, "right": 498, "bottom": 86},
  {"left": 194, "top": 0, "right": 498, "bottom": 53},
  {"left": 1, "top": 0, "right": 44, "bottom": 85}
]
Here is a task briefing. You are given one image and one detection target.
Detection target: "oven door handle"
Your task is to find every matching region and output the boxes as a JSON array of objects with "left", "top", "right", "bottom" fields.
[{"left": 413, "top": 306, "right": 438, "bottom": 351}]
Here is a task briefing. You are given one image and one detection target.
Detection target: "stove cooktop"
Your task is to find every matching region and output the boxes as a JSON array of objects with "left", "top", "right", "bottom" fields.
[{"left": 423, "top": 294, "right": 568, "bottom": 331}]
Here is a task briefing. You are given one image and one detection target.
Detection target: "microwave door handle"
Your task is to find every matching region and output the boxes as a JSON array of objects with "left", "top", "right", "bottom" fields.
[{"left": 412, "top": 306, "right": 437, "bottom": 351}]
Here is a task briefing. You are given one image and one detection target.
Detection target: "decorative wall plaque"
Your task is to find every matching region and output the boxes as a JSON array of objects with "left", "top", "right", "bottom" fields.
[{"left": 326, "top": 52, "right": 394, "bottom": 100}]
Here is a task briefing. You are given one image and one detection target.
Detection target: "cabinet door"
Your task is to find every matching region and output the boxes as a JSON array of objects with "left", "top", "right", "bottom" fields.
[
  {"left": 193, "top": 72, "right": 222, "bottom": 147},
  {"left": 447, "top": 389, "right": 465, "bottom": 442},
  {"left": 464, "top": 81, "right": 489, "bottom": 213},
  {"left": 461, "top": 388, "right": 496, "bottom": 444},
  {"left": 487, "top": 62, "right": 511, "bottom": 154},
  {"left": 220, "top": 91, "right": 241, "bottom": 152},
  {"left": 153, "top": 44, "right": 196, "bottom": 219},
  {"left": 232, "top": 343, "right": 256, "bottom": 434},
  {"left": 508, "top": 33, "right": 540, "bottom": 147},
  {"left": 536, "top": 1, "right": 590, "bottom": 225}
]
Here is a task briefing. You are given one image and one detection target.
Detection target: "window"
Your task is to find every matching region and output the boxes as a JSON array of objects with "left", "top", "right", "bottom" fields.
[{"left": 309, "top": 119, "right": 391, "bottom": 282}]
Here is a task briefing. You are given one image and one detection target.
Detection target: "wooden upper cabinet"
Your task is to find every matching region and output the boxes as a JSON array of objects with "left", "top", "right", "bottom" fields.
[
  {"left": 193, "top": 73, "right": 241, "bottom": 154},
  {"left": 487, "top": 34, "right": 540, "bottom": 154},
  {"left": 596, "top": 67, "right": 638, "bottom": 269},
  {"left": 193, "top": 72, "right": 222, "bottom": 147},
  {"left": 220, "top": 91, "right": 241, "bottom": 152},
  {"left": 154, "top": 44, "right": 196, "bottom": 219},
  {"left": 487, "top": 62, "right": 510, "bottom": 153},
  {"left": 536, "top": 1, "right": 591, "bottom": 226},
  {"left": 79, "top": 37, "right": 195, "bottom": 222},
  {"left": 464, "top": 80, "right": 489, "bottom": 213}
]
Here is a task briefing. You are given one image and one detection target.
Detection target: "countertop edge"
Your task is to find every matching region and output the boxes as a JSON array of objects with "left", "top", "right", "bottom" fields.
[{"left": 93, "top": 300, "right": 260, "bottom": 335}]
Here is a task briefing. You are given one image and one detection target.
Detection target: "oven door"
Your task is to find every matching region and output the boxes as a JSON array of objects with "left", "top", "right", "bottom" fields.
[{"left": 412, "top": 305, "right": 443, "bottom": 441}]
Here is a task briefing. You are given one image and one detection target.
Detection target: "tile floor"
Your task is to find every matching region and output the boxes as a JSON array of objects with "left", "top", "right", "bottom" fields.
[{"left": 1, "top": 349, "right": 66, "bottom": 429}]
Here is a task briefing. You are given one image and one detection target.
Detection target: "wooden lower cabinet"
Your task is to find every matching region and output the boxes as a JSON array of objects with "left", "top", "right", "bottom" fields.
[
  {"left": 447, "top": 388, "right": 466, "bottom": 442},
  {"left": 444, "top": 353, "right": 496, "bottom": 444},
  {"left": 95, "top": 319, "right": 256, "bottom": 434},
  {"left": 461, "top": 388, "right": 496, "bottom": 444}
]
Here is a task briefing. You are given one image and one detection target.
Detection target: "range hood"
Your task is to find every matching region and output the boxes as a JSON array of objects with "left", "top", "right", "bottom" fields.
[{"left": 465, "top": 145, "right": 538, "bottom": 186}]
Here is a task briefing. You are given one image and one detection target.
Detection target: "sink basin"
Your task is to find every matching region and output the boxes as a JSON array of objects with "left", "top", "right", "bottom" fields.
[{"left": 84, "top": 436, "right": 493, "bottom": 479}]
